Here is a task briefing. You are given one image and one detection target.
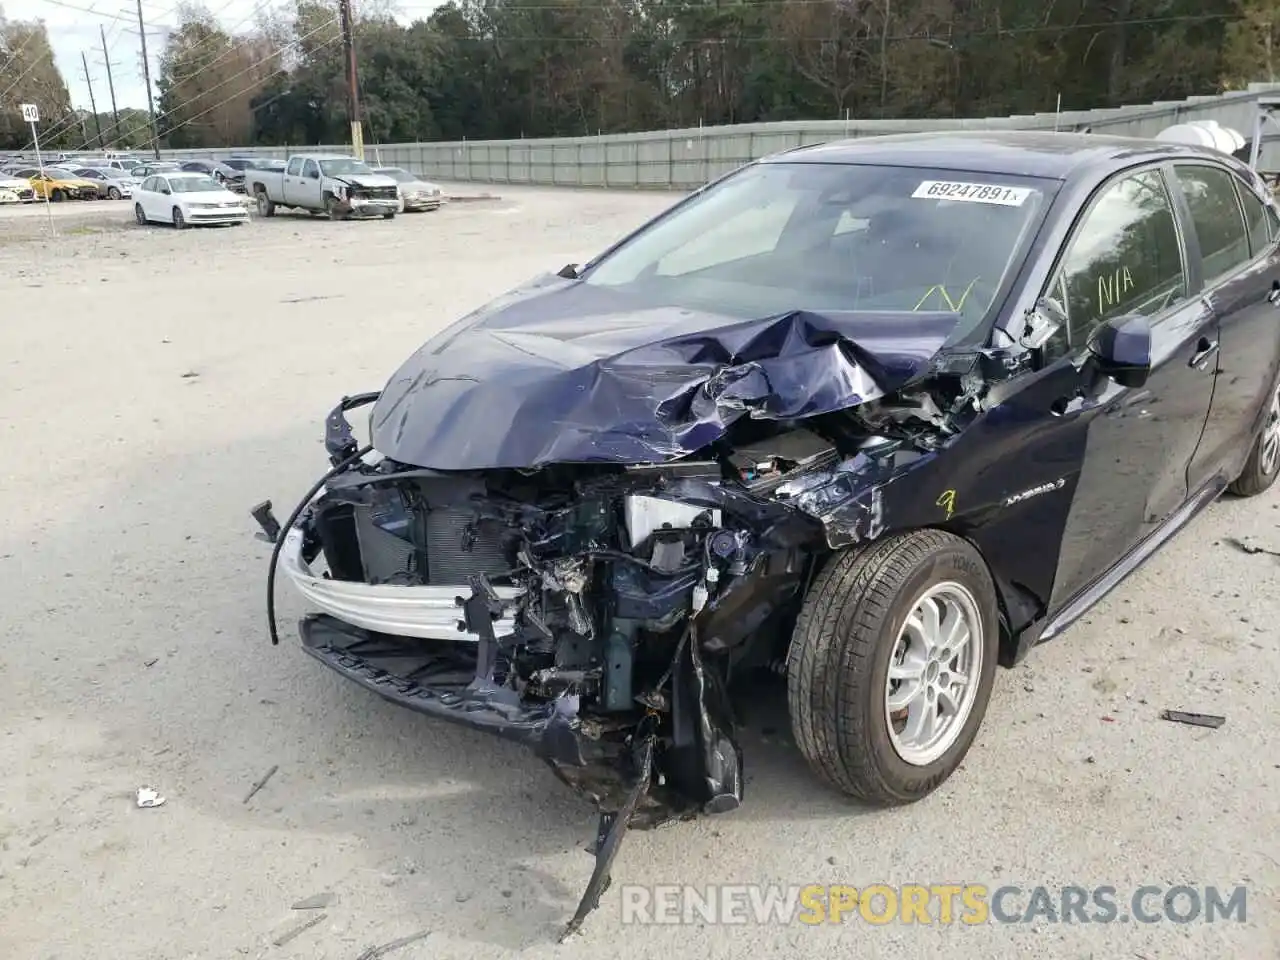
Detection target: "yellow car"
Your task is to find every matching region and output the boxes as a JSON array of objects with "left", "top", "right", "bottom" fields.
[{"left": 10, "top": 166, "right": 100, "bottom": 201}]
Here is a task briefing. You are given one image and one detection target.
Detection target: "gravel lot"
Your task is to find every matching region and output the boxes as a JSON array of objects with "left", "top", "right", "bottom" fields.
[{"left": 1, "top": 187, "right": 1276, "bottom": 960}]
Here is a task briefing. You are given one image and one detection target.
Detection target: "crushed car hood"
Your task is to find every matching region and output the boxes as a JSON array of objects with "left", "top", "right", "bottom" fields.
[{"left": 372, "top": 276, "right": 960, "bottom": 470}]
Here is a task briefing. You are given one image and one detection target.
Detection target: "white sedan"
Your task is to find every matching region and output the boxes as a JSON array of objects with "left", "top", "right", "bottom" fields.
[{"left": 133, "top": 171, "right": 249, "bottom": 228}]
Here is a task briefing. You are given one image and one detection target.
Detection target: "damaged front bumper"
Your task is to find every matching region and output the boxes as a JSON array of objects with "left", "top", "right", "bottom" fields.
[{"left": 255, "top": 383, "right": 945, "bottom": 936}]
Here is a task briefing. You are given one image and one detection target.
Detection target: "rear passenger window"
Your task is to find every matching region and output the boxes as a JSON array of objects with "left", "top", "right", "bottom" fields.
[
  {"left": 1174, "top": 165, "right": 1251, "bottom": 282},
  {"left": 1046, "top": 169, "right": 1187, "bottom": 355},
  {"left": 1235, "top": 179, "right": 1274, "bottom": 257}
]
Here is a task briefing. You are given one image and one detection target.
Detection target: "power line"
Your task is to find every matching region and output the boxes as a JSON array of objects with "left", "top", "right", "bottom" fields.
[
  {"left": 38, "top": 0, "right": 170, "bottom": 31},
  {"left": 129, "top": 32, "right": 344, "bottom": 149},
  {"left": 27, "top": 6, "right": 325, "bottom": 148},
  {"left": 0, "top": 48, "right": 52, "bottom": 102},
  {"left": 0, "top": 19, "right": 44, "bottom": 78},
  {"left": 168, "top": 1, "right": 305, "bottom": 88},
  {"left": 64, "top": 16, "right": 340, "bottom": 151}
]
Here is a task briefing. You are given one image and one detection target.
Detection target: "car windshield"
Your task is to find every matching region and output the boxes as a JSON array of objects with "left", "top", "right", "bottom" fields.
[
  {"left": 581, "top": 162, "right": 1053, "bottom": 334},
  {"left": 375, "top": 168, "right": 416, "bottom": 183},
  {"left": 319, "top": 158, "right": 374, "bottom": 177},
  {"left": 168, "top": 177, "right": 222, "bottom": 193}
]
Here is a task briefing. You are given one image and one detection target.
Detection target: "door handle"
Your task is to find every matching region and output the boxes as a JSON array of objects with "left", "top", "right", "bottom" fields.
[{"left": 1189, "top": 337, "right": 1219, "bottom": 370}]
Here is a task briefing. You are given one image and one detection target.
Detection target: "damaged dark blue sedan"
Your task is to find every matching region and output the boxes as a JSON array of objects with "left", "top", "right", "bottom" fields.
[{"left": 255, "top": 131, "right": 1280, "bottom": 936}]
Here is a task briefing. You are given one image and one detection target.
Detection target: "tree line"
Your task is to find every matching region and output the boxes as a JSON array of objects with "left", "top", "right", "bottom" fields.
[{"left": 5, "top": 0, "right": 1280, "bottom": 153}]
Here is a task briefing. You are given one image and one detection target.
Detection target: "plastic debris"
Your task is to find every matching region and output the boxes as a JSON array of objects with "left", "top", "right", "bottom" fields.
[
  {"left": 135, "top": 786, "right": 166, "bottom": 808},
  {"left": 292, "top": 892, "right": 335, "bottom": 911},
  {"left": 272, "top": 912, "right": 327, "bottom": 946},
  {"left": 354, "top": 930, "right": 431, "bottom": 960},
  {"left": 243, "top": 763, "right": 279, "bottom": 804},
  {"left": 1160, "top": 709, "right": 1225, "bottom": 729}
]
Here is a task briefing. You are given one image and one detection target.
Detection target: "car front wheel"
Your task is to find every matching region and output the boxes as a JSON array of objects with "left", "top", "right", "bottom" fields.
[
  {"left": 1228, "top": 378, "right": 1280, "bottom": 497},
  {"left": 108, "top": 186, "right": 121, "bottom": 200},
  {"left": 172, "top": 207, "right": 186, "bottom": 230},
  {"left": 134, "top": 204, "right": 146, "bottom": 225},
  {"left": 787, "top": 529, "right": 999, "bottom": 806}
]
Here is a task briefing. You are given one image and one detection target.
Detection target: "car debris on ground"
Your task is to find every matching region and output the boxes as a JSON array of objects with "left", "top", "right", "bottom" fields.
[
  {"left": 1160, "top": 709, "right": 1227, "bottom": 729},
  {"left": 242, "top": 763, "right": 279, "bottom": 804}
]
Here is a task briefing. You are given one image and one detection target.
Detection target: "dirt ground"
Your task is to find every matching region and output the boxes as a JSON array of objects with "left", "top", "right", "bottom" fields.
[{"left": 0, "top": 187, "right": 1276, "bottom": 960}]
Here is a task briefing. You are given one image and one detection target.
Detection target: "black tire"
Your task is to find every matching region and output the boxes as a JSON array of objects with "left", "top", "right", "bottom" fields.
[
  {"left": 134, "top": 203, "right": 146, "bottom": 226},
  {"left": 172, "top": 207, "right": 186, "bottom": 230},
  {"left": 108, "top": 186, "right": 121, "bottom": 200},
  {"left": 1228, "top": 379, "right": 1280, "bottom": 497},
  {"left": 255, "top": 190, "right": 275, "bottom": 218},
  {"left": 786, "top": 529, "right": 999, "bottom": 806},
  {"left": 51, "top": 189, "right": 64, "bottom": 202},
  {"left": 382, "top": 211, "right": 396, "bottom": 220},
  {"left": 325, "top": 195, "right": 345, "bottom": 221}
]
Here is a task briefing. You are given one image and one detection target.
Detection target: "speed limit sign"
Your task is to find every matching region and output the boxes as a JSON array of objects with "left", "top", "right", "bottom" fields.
[{"left": 20, "top": 103, "right": 38, "bottom": 123}]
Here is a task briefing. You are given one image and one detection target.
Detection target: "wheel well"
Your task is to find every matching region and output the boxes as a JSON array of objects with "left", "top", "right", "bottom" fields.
[{"left": 796, "top": 528, "right": 1025, "bottom": 669}]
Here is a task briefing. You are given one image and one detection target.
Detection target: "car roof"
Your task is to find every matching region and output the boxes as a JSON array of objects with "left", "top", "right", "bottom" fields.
[
  {"left": 292, "top": 154, "right": 356, "bottom": 161},
  {"left": 156, "top": 171, "right": 217, "bottom": 179},
  {"left": 766, "top": 131, "right": 1238, "bottom": 181}
]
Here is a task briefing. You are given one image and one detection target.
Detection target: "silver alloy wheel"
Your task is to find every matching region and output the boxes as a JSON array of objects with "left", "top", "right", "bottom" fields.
[
  {"left": 1261, "top": 382, "right": 1280, "bottom": 476},
  {"left": 257, "top": 192, "right": 269, "bottom": 216},
  {"left": 885, "top": 581, "right": 984, "bottom": 766}
]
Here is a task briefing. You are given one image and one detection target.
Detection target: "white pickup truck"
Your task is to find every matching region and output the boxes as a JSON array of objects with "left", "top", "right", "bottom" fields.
[{"left": 244, "top": 153, "right": 401, "bottom": 220}]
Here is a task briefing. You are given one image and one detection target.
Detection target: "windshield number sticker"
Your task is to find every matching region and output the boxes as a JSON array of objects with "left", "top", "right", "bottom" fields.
[{"left": 912, "top": 180, "right": 1031, "bottom": 206}]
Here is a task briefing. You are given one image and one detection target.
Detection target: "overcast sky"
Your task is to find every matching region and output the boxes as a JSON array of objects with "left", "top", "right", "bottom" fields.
[{"left": 6, "top": 0, "right": 434, "bottom": 113}]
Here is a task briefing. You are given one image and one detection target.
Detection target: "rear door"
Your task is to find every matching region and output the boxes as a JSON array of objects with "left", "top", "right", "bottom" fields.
[
  {"left": 1171, "top": 162, "right": 1280, "bottom": 486},
  {"left": 1042, "top": 165, "right": 1219, "bottom": 611}
]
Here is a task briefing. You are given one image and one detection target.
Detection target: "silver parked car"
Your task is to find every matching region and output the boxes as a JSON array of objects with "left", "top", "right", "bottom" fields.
[
  {"left": 373, "top": 166, "right": 444, "bottom": 212},
  {"left": 75, "top": 167, "right": 141, "bottom": 200}
]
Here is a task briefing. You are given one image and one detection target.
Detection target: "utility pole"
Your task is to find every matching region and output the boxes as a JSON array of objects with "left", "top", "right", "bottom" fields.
[
  {"left": 81, "top": 52, "right": 105, "bottom": 148},
  {"left": 338, "top": 0, "right": 363, "bottom": 159},
  {"left": 100, "top": 25, "right": 120, "bottom": 138},
  {"left": 135, "top": 0, "right": 161, "bottom": 158}
]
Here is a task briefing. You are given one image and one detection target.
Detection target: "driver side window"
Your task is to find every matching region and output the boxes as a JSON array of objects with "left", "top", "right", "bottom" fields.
[
  {"left": 1044, "top": 169, "right": 1188, "bottom": 359},
  {"left": 302, "top": 159, "right": 319, "bottom": 179}
]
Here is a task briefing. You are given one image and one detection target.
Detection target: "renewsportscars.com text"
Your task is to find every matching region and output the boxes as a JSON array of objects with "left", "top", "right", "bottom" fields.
[{"left": 619, "top": 883, "right": 1248, "bottom": 926}]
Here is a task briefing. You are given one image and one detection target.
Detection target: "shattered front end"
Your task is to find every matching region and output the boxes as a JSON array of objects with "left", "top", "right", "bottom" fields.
[
  {"left": 276, "top": 410, "right": 836, "bottom": 819},
  {"left": 253, "top": 301, "right": 995, "bottom": 935}
]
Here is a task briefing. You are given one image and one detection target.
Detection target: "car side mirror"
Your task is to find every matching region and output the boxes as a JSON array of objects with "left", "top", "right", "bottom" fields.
[
  {"left": 557, "top": 263, "right": 579, "bottom": 279},
  {"left": 1087, "top": 313, "right": 1152, "bottom": 389}
]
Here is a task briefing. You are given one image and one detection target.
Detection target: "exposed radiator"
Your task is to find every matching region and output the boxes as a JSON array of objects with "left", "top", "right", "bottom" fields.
[{"left": 424, "top": 507, "right": 509, "bottom": 584}]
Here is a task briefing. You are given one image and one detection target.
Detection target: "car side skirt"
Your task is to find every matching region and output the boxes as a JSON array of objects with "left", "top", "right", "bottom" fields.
[{"left": 1009, "top": 471, "right": 1228, "bottom": 661}]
